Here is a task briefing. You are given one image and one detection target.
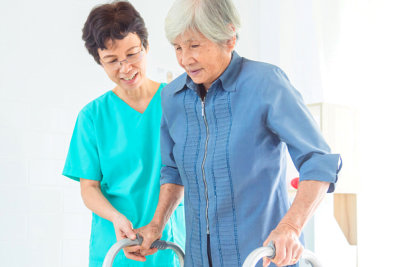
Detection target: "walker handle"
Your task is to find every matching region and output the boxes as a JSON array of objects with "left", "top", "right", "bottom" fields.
[
  {"left": 242, "top": 241, "right": 323, "bottom": 267},
  {"left": 102, "top": 234, "right": 185, "bottom": 267}
]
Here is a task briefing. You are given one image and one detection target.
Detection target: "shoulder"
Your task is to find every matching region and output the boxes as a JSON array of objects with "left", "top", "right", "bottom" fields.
[
  {"left": 235, "top": 58, "right": 297, "bottom": 107},
  {"left": 161, "top": 73, "right": 187, "bottom": 99},
  {"left": 79, "top": 91, "right": 113, "bottom": 120},
  {"left": 237, "top": 58, "right": 292, "bottom": 96},
  {"left": 240, "top": 58, "right": 288, "bottom": 82}
]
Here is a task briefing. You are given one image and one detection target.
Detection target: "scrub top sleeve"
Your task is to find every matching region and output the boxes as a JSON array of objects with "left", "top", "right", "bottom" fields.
[
  {"left": 264, "top": 67, "right": 342, "bottom": 193},
  {"left": 160, "top": 113, "right": 183, "bottom": 186},
  {"left": 62, "top": 110, "right": 102, "bottom": 182}
]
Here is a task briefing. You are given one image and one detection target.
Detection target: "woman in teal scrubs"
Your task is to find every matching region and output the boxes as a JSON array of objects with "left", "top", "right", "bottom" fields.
[{"left": 62, "top": 2, "right": 184, "bottom": 266}]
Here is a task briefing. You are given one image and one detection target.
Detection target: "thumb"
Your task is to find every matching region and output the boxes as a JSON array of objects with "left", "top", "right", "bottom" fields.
[
  {"left": 123, "top": 225, "right": 136, "bottom": 240},
  {"left": 141, "top": 235, "right": 154, "bottom": 250},
  {"left": 263, "top": 257, "right": 271, "bottom": 267},
  {"left": 262, "top": 237, "right": 274, "bottom": 266}
]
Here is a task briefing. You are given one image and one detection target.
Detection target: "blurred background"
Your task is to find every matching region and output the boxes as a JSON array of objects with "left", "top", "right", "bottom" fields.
[{"left": 0, "top": 0, "right": 399, "bottom": 266}]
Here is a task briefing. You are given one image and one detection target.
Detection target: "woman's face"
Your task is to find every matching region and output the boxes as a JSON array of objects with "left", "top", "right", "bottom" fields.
[
  {"left": 173, "top": 30, "right": 235, "bottom": 90},
  {"left": 98, "top": 32, "right": 148, "bottom": 91}
]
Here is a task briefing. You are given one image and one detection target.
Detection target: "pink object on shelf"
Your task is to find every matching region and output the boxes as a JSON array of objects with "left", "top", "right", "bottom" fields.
[{"left": 291, "top": 177, "right": 299, "bottom": 189}]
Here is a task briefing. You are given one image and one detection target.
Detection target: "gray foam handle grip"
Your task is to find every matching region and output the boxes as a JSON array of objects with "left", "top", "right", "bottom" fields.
[{"left": 102, "top": 234, "right": 185, "bottom": 267}]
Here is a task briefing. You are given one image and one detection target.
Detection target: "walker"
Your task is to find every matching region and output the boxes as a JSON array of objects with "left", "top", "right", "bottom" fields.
[{"left": 102, "top": 235, "right": 322, "bottom": 267}]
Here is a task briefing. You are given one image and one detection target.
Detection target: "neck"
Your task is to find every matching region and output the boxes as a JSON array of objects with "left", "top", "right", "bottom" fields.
[
  {"left": 114, "top": 78, "right": 157, "bottom": 102},
  {"left": 203, "top": 52, "right": 232, "bottom": 91}
]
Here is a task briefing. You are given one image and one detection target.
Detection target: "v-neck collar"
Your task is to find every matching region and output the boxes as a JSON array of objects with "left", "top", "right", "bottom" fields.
[{"left": 109, "top": 84, "right": 162, "bottom": 115}]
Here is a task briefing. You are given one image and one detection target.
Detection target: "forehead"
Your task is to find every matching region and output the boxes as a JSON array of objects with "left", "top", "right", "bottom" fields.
[
  {"left": 99, "top": 32, "right": 141, "bottom": 56},
  {"left": 173, "top": 30, "right": 209, "bottom": 45}
]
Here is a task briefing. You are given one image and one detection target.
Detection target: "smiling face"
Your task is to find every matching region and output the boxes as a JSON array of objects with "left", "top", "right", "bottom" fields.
[
  {"left": 98, "top": 32, "right": 148, "bottom": 91},
  {"left": 173, "top": 30, "right": 235, "bottom": 90}
]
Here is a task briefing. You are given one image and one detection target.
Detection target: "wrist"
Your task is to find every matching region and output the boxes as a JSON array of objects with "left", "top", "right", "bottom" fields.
[
  {"left": 151, "top": 216, "right": 166, "bottom": 230},
  {"left": 277, "top": 221, "right": 301, "bottom": 237},
  {"left": 110, "top": 210, "right": 123, "bottom": 223}
]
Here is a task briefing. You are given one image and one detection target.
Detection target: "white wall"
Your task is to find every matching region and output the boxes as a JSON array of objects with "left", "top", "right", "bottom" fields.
[{"left": 1, "top": 0, "right": 399, "bottom": 267}]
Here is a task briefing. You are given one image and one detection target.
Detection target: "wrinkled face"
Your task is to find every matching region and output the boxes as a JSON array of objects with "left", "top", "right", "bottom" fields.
[
  {"left": 98, "top": 32, "right": 147, "bottom": 91},
  {"left": 173, "top": 30, "right": 234, "bottom": 90}
]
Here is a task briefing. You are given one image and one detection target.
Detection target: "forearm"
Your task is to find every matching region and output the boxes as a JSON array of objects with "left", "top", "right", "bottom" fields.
[
  {"left": 151, "top": 183, "right": 184, "bottom": 229},
  {"left": 279, "top": 180, "right": 330, "bottom": 235},
  {"left": 80, "top": 179, "right": 120, "bottom": 222}
]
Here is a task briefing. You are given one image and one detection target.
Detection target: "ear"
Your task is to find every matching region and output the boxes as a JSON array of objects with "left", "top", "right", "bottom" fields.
[
  {"left": 226, "top": 24, "right": 237, "bottom": 52},
  {"left": 226, "top": 35, "right": 236, "bottom": 51}
]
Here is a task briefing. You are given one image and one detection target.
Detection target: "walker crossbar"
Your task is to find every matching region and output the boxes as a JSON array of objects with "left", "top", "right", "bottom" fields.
[{"left": 102, "top": 234, "right": 185, "bottom": 267}]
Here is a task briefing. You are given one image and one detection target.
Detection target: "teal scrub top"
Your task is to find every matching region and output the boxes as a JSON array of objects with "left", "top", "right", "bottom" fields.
[{"left": 62, "top": 83, "right": 185, "bottom": 267}]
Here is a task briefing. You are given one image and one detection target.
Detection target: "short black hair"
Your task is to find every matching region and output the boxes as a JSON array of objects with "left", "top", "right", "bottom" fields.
[{"left": 82, "top": 1, "right": 148, "bottom": 65}]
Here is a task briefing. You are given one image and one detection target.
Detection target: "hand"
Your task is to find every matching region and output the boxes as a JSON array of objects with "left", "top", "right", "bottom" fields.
[
  {"left": 134, "top": 221, "right": 164, "bottom": 258},
  {"left": 111, "top": 213, "right": 143, "bottom": 261},
  {"left": 262, "top": 223, "right": 304, "bottom": 266}
]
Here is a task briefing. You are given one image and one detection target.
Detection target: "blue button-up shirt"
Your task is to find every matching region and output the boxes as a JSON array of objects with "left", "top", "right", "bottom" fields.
[{"left": 160, "top": 51, "right": 341, "bottom": 267}]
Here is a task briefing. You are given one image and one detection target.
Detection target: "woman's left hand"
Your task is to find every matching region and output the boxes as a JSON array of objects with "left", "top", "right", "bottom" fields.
[
  {"left": 111, "top": 213, "right": 149, "bottom": 261},
  {"left": 262, "top": 223, "right": 304, "bottom": 266}
]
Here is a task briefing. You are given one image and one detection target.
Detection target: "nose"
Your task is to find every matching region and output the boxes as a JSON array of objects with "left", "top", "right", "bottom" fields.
[
  {"left": 119, "top": 60, "right": 132, "bottom": 73},
  {"left": 180, "top": 48, "right": 195, "bottom": 67}
]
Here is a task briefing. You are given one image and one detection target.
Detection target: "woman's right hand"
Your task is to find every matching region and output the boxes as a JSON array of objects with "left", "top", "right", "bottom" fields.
[
  {"left": 134, "top": 221, "right": 164, "bottom": 258},
  {"left": 111, "top": 213, "right": 145, "bottom": 261}
]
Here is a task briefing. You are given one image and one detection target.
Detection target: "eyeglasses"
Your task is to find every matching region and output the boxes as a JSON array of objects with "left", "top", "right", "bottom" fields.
[{"left": 101, "top": 46, "right": 144, "bottom": 71}]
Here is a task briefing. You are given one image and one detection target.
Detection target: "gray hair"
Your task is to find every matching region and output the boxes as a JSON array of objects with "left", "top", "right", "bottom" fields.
[{"left": 165, "top": 0, "right": 241, "bottom": 44}]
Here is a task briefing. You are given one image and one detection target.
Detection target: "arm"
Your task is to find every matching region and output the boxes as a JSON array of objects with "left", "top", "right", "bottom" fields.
[
  {"left": 263, "top": 180, "right": 329, "bottom": 266},
  {"left": 148, "top": 183, "right": 184, "bottom": 233},
  {"left": 262, "top": 68, "right": 341, "bottom": 266},
  {"left": 80, "top": 178, "right": 138, "bottom": 260},
  {"left": 134, "top": 183, "right": 184, "bottom": 259},
  {"left": 64, "top": 111, "right": 138, "bottom": 260}
]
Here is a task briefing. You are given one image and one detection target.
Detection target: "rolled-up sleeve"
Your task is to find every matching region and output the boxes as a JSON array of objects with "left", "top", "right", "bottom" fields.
[
  {"left": 265, "top": 67, "right": 342, "bottom": 192},
  {"left": 160, "top": 112, "right": 183, "bottom": 186}
]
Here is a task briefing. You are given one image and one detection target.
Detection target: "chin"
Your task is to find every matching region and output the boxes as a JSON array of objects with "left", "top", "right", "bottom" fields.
[{"left": 189, "top": 77, "right": 204, "bottom": 85}]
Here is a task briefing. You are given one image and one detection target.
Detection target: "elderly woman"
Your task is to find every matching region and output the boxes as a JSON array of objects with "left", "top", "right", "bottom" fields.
[
  {"left": 62, "top": 1, "right": 184, "bottom": 266},
  {"left": 136, "top": 0, "right": 341, "bottom": 266}
]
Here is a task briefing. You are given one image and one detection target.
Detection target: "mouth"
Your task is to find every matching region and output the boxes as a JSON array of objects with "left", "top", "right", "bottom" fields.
[
  {"left": 121, "top": 72, "right": 138, "bottom": 81},
  {"left": 188, "top": 68, "right": 202, "bottom": 76}
]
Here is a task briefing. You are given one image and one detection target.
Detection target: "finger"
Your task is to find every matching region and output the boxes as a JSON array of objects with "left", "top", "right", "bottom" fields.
[
  {"left": 283, "top": 245, "right": 293, "bottom": 266},
  {"left": 273, "top": 241, "right": 286, "bottom": 266},
  {"left": 124, "top": 245, "right": 141, "bottom": 253},
  {"left": 122, "top": 226, "right": 136, "bottom": 240},
  {"left": 115, "top": 233, "right": 125, "bottom": 241},
  {"left": 124, "top": 251, "right": 146, "bottom": 262},
  {"left": 292, "top": 244, "right": 304, "bottom": 264},
  {"left": 141, "top": 247, "right": 158, "bottom": 256},
  {"left": 262, "top": 238, "right": 273, "bottom": 266},
  {"left": 140, "top": 236, "right": 155, "bottom": 251},
  {"left": 263, "top": 256, "right": 271, "bottom": 267},
  {"left": 262, "top": 237, "right": 272, "bottom": 247}
]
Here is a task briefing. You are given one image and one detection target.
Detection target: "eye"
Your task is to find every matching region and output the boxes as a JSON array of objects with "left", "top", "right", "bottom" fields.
[
  {"left": 108, "top": 59, "right": 118, "bottom": 63},
  {"left": 175, "top": 46, "right": 182, "bottom": 51},
  {"left": 191, "top": 44, "right": 199, "bottom": 48}
]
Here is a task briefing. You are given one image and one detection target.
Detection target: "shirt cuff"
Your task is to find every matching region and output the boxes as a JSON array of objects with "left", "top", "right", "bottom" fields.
[
  {"left": 299, "top": 153, "right": 342, "bottom": 193},
  {"left": 160, "top": 166, "right": 183, "bottom": 186}
]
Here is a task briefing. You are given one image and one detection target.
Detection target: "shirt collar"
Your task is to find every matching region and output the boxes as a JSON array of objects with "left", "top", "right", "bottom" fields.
[{"left": 173, "top": 50, "right": 242, "bottom": 94}]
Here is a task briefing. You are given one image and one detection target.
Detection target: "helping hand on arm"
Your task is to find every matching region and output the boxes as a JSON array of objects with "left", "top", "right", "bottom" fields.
[{"left": 263, "top": 180, "right": 330, "bottom": 267}]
